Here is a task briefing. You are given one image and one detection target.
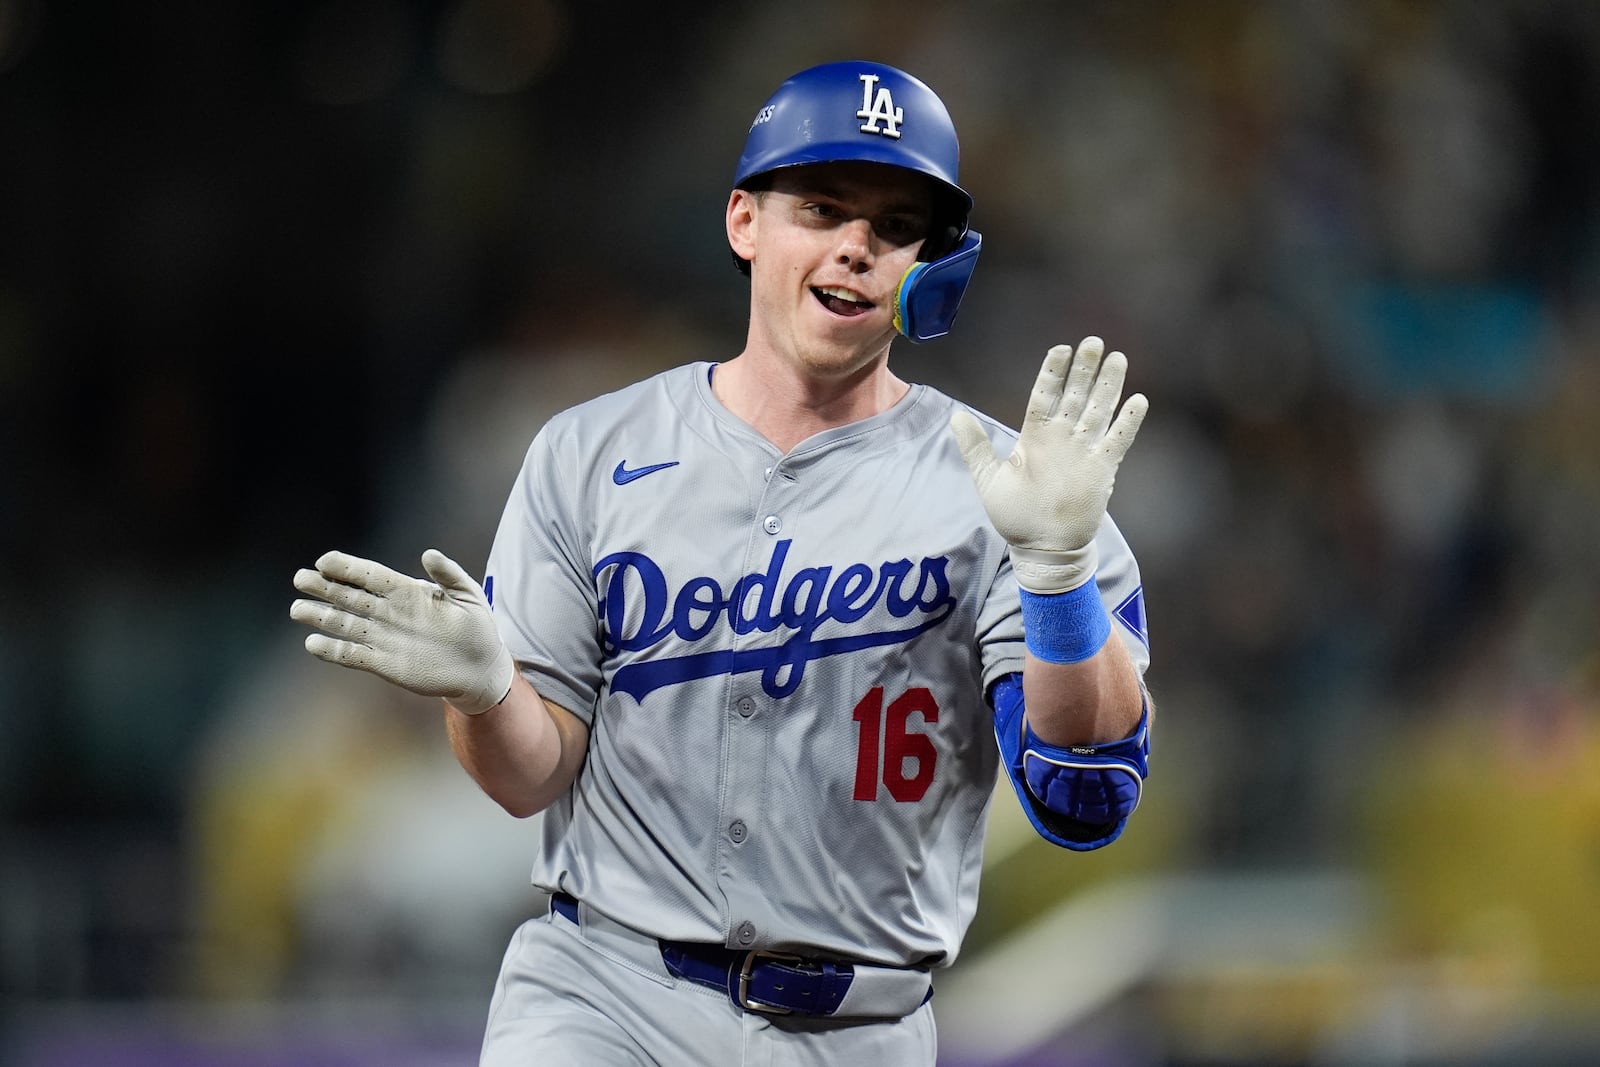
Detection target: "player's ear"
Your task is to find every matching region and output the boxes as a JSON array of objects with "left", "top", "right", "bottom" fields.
[{"left": 727, "top": 188, "right": 759, "bottom": 263}]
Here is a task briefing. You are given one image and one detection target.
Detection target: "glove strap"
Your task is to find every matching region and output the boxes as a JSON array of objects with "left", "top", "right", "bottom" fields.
[
  {"left": 1009, "top": 543, "right": 1098, "bottom": 595},
  {"left": 1018, "top": 582, "right": 1111, "bottom": 665}
]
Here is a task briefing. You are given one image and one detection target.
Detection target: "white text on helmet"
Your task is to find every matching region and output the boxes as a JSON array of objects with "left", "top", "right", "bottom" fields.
[{"left": 856, "top": 74, "right": 903, "bottom": 139}]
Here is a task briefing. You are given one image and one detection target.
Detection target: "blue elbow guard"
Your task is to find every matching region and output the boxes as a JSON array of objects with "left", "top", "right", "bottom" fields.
[{"left": 992, "top": 674, "right": 1151, "bottom": 851}]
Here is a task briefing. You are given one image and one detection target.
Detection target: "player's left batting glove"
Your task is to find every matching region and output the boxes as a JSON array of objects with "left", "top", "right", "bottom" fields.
[
  {"left": 949, "top": 336, "right": 1147, "bottom": 596},
  {"left": 290, "top": 549, "right": 515, "bottom": 715}
]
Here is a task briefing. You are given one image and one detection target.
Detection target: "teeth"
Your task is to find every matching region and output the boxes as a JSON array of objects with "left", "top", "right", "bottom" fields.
[{"left": 816, "top": 286, "right": 869, "bottom": 305}]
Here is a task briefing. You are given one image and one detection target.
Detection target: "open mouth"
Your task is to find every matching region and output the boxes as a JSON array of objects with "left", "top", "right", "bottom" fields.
[{"left": 812, "top": 286, "right": 874, "bottom": 318}]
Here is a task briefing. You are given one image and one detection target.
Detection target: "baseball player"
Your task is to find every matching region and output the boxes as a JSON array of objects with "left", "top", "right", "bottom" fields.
[{"left": 290, "top": 61, "right": 1153, "bottom": 1065}]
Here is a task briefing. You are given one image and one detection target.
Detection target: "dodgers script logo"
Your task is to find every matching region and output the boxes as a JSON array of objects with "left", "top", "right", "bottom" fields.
[{"left": 594, "top": 539, "right": 955, "bottom": 701}]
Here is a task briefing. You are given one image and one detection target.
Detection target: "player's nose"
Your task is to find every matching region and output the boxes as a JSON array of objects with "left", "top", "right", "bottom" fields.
[{"left": 834, "top": 218, "right": 875, "bottom": 271}]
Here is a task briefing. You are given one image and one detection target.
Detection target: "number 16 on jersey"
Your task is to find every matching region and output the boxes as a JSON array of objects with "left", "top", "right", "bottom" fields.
[{"left": 852, "top": 687, "right": 939, "bottom": 802}]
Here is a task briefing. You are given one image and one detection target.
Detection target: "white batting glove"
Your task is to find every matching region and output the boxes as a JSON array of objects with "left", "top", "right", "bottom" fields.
[
  {"left": 290, "top": 549, "right": 515, "bottom": 715},
  {"left": 950, "top": 337, "right": 1148, "bottom": 593}
]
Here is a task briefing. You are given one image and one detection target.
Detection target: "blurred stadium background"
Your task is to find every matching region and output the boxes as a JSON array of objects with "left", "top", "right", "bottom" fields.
[{"left": 2, "top": 1, "right": 1599, "bottom": 1064}]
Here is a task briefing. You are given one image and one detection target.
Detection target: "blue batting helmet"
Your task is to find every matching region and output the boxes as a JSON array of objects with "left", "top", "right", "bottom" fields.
[{"left": 733, "top": 60, "right": 982, "bottom": 343}]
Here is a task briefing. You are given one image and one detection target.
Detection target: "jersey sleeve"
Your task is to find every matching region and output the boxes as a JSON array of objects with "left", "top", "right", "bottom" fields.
[
  {"left": 1094, "top": 514, "right": 1150, "bottom": 676},
  {"left": 975, "top": 548, "right": 1026, "bottom": 690},
  {"left": 484, "top": 422, "right": 603, "bottom": 726}
]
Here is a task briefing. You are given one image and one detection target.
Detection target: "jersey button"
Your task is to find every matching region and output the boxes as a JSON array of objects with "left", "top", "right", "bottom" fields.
[
  {"left": 736, "top": 696, "right": 756, "bottom": 718},
  {"left": 763, "top": 515, "right": 782, "bottom": 534},
  {"left": 763, "top": 466, "right": 773, "bottom": 481},
  {"left": 735, "top": 921, "right": 757, "bottom": 946},
  {"left": 728, "top": 819, "right": 747, "bottom": 843}
]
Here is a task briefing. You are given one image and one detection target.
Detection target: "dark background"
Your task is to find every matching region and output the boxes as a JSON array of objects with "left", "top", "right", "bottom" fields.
[{"left": 3, "top": 2, "right": 1599, "bottom": 1064}]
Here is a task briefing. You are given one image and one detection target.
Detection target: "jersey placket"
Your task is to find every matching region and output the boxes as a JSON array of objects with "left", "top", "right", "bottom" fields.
[{"left": 714, "top": 456, "right": 809, "bottom": 950}]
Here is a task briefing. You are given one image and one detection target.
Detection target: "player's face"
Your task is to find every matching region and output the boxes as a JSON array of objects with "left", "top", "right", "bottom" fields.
[{"left": 729, "top": 162, "right": 935, "bottom": 378}]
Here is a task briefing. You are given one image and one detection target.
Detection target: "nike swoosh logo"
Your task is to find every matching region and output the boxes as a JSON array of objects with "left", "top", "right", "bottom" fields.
[{"left": 612, "top": 460, "right": 680, "bottom": 485}]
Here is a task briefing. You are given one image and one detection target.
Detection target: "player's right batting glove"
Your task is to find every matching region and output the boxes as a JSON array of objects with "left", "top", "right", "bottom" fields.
[
  {"left": 949, "top": 336, "right": 1147, "bottom": 596},
  {"left": 289, "top": 549, "right": 515, "bottom": 715}
]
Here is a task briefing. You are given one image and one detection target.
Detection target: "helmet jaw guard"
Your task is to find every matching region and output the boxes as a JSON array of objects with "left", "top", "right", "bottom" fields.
[
  {"left": 894, "top": 230, "right": 982, "bottom": 343},
  {"left": 734, "top": 61, "right": 982, "bottom": 342}
]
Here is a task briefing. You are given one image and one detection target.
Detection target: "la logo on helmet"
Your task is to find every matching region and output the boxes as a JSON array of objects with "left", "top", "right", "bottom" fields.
[{"left": 856, "top": 73, "right": 903, "bottom": 139}]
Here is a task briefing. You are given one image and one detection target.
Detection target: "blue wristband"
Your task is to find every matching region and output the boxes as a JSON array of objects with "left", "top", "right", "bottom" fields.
[{"left": 1019, "top": 582, "right": 1111, "bottom": 664}]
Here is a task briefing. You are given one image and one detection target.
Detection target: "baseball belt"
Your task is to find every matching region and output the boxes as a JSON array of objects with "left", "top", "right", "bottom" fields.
[{"left": 549, "top": 893, "right": 932, "bottom": 1018}]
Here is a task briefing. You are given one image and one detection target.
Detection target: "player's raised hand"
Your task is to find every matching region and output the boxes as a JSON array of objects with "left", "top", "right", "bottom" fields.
[
  {"left": 290, "top": 549, "right": 516, "bottom": 715},
  {"left": 949, "top": 337, "right": 1147, "bottom": 593}
]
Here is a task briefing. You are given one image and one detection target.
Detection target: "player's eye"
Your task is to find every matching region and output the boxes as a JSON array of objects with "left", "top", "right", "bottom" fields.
[{"left": 875, "top": 215, "right": 927, "bottom": 245}]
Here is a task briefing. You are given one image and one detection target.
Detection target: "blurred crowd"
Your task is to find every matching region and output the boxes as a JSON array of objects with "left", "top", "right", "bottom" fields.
[{"left": 2, "top": 1, "right": 1598, "bottom": 1063}]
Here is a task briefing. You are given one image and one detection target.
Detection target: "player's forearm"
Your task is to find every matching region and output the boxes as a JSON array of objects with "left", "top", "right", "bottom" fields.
[
  {"left": 444, "top": 674, "right": 588, "bottom": 818},
  {"left": 1021, "top": 632, "right": 1145, "bottom": 747}
]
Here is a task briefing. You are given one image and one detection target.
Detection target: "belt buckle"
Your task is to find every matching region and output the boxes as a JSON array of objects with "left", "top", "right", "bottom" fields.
[{"left": 736, "top": 948, "right": 804, "bottom": 1014}]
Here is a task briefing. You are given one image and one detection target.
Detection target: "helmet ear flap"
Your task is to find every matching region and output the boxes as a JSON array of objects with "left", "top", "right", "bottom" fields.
[{"left": 894, "top": 230, "right": 982, "bottom": 343}]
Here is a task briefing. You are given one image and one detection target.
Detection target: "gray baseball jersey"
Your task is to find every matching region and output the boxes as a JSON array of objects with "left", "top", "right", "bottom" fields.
[{"left": 483, "top": 362, "right": 1148, "bottom": 969}]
